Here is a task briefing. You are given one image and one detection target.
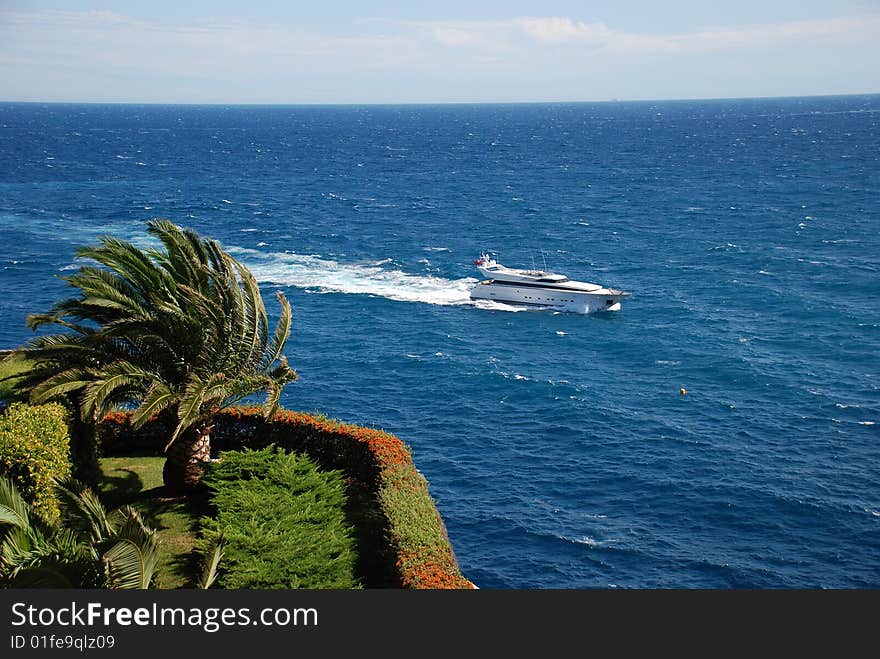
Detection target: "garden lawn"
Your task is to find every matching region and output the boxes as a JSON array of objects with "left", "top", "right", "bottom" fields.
[
  {"left": 0, "top": 353, "right": 30, "bottom": 402},
  {"left": 98, "top": 457, "right": 205, "bottom": 589}
]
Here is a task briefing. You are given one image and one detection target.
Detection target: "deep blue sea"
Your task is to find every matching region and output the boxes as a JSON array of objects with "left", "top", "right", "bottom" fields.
[{"left": 1, "top": 97, "right": 878, "bottom": 588}]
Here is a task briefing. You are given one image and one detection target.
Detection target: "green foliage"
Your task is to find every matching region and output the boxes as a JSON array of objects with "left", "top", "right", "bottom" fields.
[
  {"left": 0, "top": 353, "right": 31, "bottom": 404},
  {"left": 196, "top": 530, "right": 225, "bottom": 589},
  {"left": 9, "top": 220, "right": 297, "bottom": 482},
  {"left": 97, "top": 456, "right": 203, "bottom": 589},
  {"left": 0, "top": 475, "right": 158, "bottom": 588},
  {"left": 0, "top": 403, "right": 72, "bottom": 519},
  {"left": 200, "top": 447, "right": 360, "bottom": 589},
  {"left": 379, "top": 466, "right": 450, "bottom": 552},
  {"left": 1, "top": 354, "right": 100, "bottom": 487},
  {"left": 98, "top": 408, "right": 472, "bottom": 588}
]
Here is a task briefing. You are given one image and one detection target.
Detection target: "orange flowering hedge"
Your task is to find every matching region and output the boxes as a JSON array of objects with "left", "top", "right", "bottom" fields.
[{"left": 98, "top": 407, "right": 475, "bottom": 590}]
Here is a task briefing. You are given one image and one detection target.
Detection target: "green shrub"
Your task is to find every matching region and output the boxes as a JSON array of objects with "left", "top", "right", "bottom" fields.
[
  {"left": 0, "top": 402, "right": 72, "bottom": 519},
  {"left": 99, "top": 407, "right": 474, "bottom": 588},
  {"left": 200, "top": 446, "right": 360, "bottom": 589},
  {"left": 0, "top": 354, "right": 99, "bottom": 487}
]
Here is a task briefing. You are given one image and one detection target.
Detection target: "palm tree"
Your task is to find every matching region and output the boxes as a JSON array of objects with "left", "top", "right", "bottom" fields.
[
  {"left": 11, "top": 219, "right": 297, "bottom": 491},
  {"left": 0, "top": 475, "right": 158, "bottom": 588}
]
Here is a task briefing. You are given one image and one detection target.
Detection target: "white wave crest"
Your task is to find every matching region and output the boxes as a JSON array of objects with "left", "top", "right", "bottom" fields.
[
  {"left": 229, "top": 246, "right": 478, "bottom": 306},
  {"left": 565, "top": 535, "right": 609, "bottom": 548}
]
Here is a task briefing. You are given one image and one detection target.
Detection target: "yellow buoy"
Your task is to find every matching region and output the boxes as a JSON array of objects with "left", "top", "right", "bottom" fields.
[{"left": 680, "top": 388, "right": 687, "bottom": 395}]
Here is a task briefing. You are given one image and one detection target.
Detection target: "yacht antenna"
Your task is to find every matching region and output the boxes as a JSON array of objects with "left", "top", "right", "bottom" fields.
[
  {"left": 531, "top": 253, "right": 537, "bottom": 270},
  {"left": 541, "top": 250, "right": 548, "bottom": 271}
]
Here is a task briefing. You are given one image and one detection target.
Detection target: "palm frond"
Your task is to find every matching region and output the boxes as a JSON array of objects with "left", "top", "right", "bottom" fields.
[
  {"left": 233, "top": 259, "right": 267, "bottom": 370},
  {"left": 197, "top": 530, "right": 226, "bottom": 589},
  {"left": 54, "top": 480, "right": 114, "bottom": 544},
  {"left": 148, "top": 219, "right": 209, "bottom": 292},
  {"left": 262, "top": 357, "right": 297, "bottom": 419},
  {"left": 28, "top": 368, "right": 92, "bottom": 405},
  {"left": 102, "top": 507, "right": 158, "bottom": 589},
  {"left": 77, "top": 236, "right": 171, "bottom": 301},
  {"left": 25, "top": 312, "right": 87, "bottom": 332},
  {"left": 131, "top": 382, "right": 177, "bottom": 428},
  {"left": 261, "top": 290, "right": 293, "bottom": 370},
  {"left": 0, "top": 476, "right": 31, "bottom": 531},
  {"left": 261, "top": 382, "right": 283, "bottom": 420},
  {"left": 165, "top": 374, "right": 214, "bottom": 450},
  {"left": 80, "top": 360, "right": 155, "bottom": 420}
]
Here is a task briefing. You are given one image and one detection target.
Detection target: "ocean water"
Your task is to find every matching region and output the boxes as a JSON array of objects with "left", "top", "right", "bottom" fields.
[{"left": 1, "top": 97, "right": 878, "bottom": 588}]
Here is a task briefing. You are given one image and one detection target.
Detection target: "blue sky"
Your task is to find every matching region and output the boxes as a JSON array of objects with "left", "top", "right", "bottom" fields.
[{"left": 1, "top": 1, "right": 878, "bottom": 103}]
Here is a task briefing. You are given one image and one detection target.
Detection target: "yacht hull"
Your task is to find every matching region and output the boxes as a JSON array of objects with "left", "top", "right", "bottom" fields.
[{"left": 469, "top": 280, "right": 629, "bottom": 313}]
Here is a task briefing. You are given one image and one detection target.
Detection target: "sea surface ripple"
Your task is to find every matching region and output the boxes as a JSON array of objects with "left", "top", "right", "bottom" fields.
[{"left": 1, "top": 97, "right": 878, "bottom": 587}]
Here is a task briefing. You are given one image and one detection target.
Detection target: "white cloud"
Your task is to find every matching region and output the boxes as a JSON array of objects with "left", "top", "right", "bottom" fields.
[
  {"left": 517, "top": 18, "right": 613, "bottom": 44},
  {"left": 650, "top": 15, "right": 880, "bottom": 55},
  {"left": 432, "top": 26, "right": 484, "bottom": 47},
  {"left": 417, "top": 14, "right": 880, "bottom": 55},
  {"left": 0, "top": 9, "right": 877, "bottom": 102}
]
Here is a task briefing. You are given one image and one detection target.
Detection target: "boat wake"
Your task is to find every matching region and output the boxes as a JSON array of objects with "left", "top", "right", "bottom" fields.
[
  {"left": 230, "top": 247, "right": 605, "bottom": 314},
  {"left": 229, "top": 246, "right": 478, "bottom": 307}
]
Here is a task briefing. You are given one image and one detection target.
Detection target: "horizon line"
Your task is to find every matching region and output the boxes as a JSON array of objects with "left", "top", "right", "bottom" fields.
[{"left": 1, "top": 91, "right": 879, "bottom": 108}]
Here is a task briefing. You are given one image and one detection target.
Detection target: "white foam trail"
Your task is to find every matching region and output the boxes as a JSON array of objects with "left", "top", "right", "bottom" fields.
[
  {"left": 471, "top": 299, "right": 530, "bottom": 313},
  {"left": 229, "top": 246, "right": 478, "bottom": 306}
]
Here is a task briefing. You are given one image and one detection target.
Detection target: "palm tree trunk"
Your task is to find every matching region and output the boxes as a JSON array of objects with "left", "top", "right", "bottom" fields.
[{"left": 162, "top": 423, "right": 212, "bottom": 492}]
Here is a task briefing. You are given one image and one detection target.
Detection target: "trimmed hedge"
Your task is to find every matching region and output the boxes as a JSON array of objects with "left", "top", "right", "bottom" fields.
[
  {"left": 0, "top": 402, "right": 71, "bottom": 519},
  {"left": 200, "top": 447, "right": 359, "bottom": 589},
  {"left": 98, "top": 407, "right": 474, "bottom": 589}
]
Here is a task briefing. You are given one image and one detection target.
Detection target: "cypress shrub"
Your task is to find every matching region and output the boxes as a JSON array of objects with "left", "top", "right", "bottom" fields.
[
  {"left": 0, "top": 402, "right": 71, "bottom": 519},
  {"left": 200, "top": 447, "right": 360, "bottom": 589}
]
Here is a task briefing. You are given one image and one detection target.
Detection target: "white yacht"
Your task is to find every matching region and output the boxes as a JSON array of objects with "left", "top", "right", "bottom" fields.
[{"left": 469, "top": 253, "right": 630, "bottom": 312}]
